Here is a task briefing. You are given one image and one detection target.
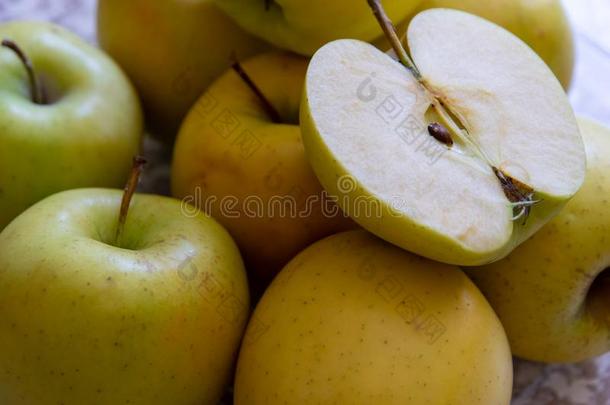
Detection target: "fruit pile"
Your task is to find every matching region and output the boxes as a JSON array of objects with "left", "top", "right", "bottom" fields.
[{"left": 0, "top": 0, "right": 607, "bottom": 404}]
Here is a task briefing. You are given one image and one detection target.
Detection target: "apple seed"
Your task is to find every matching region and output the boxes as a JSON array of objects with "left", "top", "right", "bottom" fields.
[{"left": 427, "top": 122, "right": 453, "bottom": 146}]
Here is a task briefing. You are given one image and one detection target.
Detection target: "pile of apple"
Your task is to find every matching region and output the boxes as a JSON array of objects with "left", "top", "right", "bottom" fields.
[{"left": 0, "top": 0, "right": 608, "bottom": 404}]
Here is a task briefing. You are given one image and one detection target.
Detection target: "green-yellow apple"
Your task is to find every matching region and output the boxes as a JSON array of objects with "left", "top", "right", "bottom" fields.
[
  {"left": 98, "top": 0, "right": 270, "bottom": 140},
  {"left": 0, "top": 165, "right": 250, "bottom": 403},
  {"left": 172, "top": 51, "right": 354, "bottom": 281},
  {"left": 300, "top": 6, "right": 585, "bottom": 266},
  {"left": 214, "top": 0, "right": 423, "bottom": 56},
  {"left": 374, "top": 0, "right": 574, "bottom": 88},
  {"left": 467, "top": 118, "right": 610, "bottom": 363},
  {"left": 0, "top": 21, "right": 142, "bottom": 230},
  {"left": 235, "top": 230, "right": 512, "bottom": 404}
]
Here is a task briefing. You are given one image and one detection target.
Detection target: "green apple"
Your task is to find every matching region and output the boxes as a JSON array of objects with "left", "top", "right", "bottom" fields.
[
  {"left": 374, "top": 0, "right": 575, "bottom": 88},
  {"left": 0, "top": 179, "right": 250, "bottom": 402},
  {"left": 172, "top": 51, "right": 354, "bottom": 282},
  {"left": 98, "top": 0, "right": 270, "bottom": 140},
  {"left": 467, "top": 118, "right": 610, "bottom": 363},
  {"left": 235, "top": 230, "right": 512, "bottom": 404},
  {"left": 0, "top": 21, "right": 142, "bottom": 230},
  {"left": 301, "top": 7, "right": 585, "bottom": 266},
  {"left": 214, "top": 0, "right": 422, "bottom": 56}
]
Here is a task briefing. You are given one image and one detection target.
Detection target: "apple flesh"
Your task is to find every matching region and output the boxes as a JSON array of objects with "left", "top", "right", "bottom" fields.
[
  {"left": 301, "top": 9, "right": 585, "bottom": 265},
  {"left": 235, "top": 230, "right": 512, "bottom": 404},
  {"left": 97, "top": 0, "right": 270, "bottom": 140},
  {"left": 0, "top": 21, "right": 142, "bottom": 230},
  {"left": 467, "top": 118, "right": 610, "bottom": 363},
  {"left": 374, "top": 0, "right": 575, "bottom": 89},
  {"left": 0, "top": 189, "right": 249, "bottom": 404},
  {"left": 214, "top": 0, "right": 422, "bottom": 56},
  {"left": 172, "top": 52, "right": 354, "bottom": 281}
]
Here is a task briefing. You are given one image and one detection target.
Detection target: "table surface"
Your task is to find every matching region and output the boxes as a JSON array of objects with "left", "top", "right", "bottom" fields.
[{"left": 1, "top": 0, "right": 610, "bottom": 404}]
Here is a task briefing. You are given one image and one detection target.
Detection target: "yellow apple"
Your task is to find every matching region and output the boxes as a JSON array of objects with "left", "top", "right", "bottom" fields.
[
  {"left": 0, "top": 188, "right": 249, "bottom": 404},
  {"left": 215, "top": 0, "right": 423, "bottom": 56},
  {"left": 97, "top": 0, "right": 270, "bottom": 140},
  {"left": 172, "top": 51, "right": 354, "bottom": 282},
  {"left": 235, "top": 230, "right": 512, "bottom": 404},
  {"left": 375, "top": 0, "right": 574, "bottom": 88},
  {"left": 467, "top": 118, "right": 610, "bottom": 363}
]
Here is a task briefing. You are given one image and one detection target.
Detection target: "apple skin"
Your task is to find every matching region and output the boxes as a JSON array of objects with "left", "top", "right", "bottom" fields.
[
  {"left": 0, "top": 21, "right": 142, "bottom": 231},
  {"left": 98, "top": 0, "right": 270, "bottom": 141},
  {"left": 375, "top": 0, "right": 574, "bottom": 89},
  {"left": 0, "top": 189, "right": 250, "bottom": 404},
  {"left": 172, "top": 51, "right": 354, "bottom": 282},
  {"left": 235, "top": 230, "right": 512, "bottom": 404},
  {"left": 467, "top": 118, "right": 610, "bottom": 363},
  {"left": 214, "top": 0, "right": 423, "bottom": 56}
]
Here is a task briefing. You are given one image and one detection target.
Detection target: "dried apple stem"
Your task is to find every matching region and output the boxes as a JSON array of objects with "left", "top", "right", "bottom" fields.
[
  {"left": 116, "top": 156, "right": 147, "bottom": 245},
  {"left": 367, "top": 0, "right": 421, "bottom": 80},
  {"left": 2, "top": 39, "right": 44, "bottom": 104},
  {"left": 231, "top": 59, "right": 282, "bottom": 124}
]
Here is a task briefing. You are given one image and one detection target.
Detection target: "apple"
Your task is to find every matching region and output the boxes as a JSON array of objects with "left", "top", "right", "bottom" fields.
[
  {"left": 234, "top": 230, "right": 513, "bottom": 404},
  {"left": 300, "top": 5, "right": 585, "bottom": 266},
  {"left": 97, "top": 0, "right": 270, "bottom": 140},
  {"left": 0, "top": 21, "right": 142, "bottom": 230},
  {"left": 466, "top": 118, "right": 610, "bottom": 363},
  {"left": 0, "top": 159, "right": 250, "bottom": 404},
  {"left": 374, "top": 0, "right": 575, "bottom": 88},
  {"left": 213, "top": 0, "right": 422, "bottom": 56},
  {"left": 172, "top": 51, "right": 354, "bottom": 282}
]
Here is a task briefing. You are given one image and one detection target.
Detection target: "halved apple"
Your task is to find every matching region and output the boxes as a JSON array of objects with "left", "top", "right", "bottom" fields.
[{"left": 301, "top": 8, "right": 585, "bottom": 265}]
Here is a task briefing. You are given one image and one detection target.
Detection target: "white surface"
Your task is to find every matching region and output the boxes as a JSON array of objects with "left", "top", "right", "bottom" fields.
[{"left": 564, "top": 0, "right": 610, "bottom": 126}]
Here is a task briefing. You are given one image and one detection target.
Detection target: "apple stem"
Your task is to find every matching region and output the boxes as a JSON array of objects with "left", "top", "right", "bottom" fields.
[
  {"left": 231, "top": 59, "right": 282, "bottom": 124},
  {"left": 1, "top": 39, "right": 45, "bottom": 104},
  {"left": 367, "top": 0, "right": 422, "bottom": 80},
  {"left": 115, "top": 156, "right": 147, "bottom": 246},
  {"left": 264, "top": 0, "right": 272, "bottom": 11}
]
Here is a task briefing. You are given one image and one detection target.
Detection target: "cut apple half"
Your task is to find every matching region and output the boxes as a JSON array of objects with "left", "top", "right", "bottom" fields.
[{"left": 301, "top": 8, "right": 585, "bottom": 265}]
